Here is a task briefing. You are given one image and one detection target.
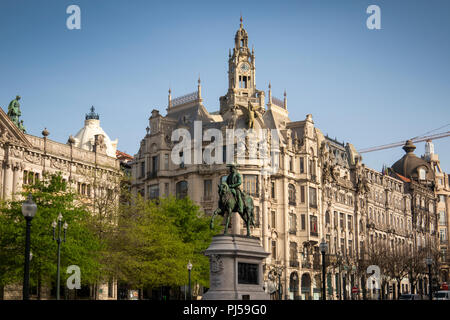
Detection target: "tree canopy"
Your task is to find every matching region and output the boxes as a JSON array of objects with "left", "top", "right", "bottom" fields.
[
  {"left": 0, "top": 173, "right": 103, "bottom": 291},
  {"left": 109, "top": 196, "right": 222, "bottom": 290}
]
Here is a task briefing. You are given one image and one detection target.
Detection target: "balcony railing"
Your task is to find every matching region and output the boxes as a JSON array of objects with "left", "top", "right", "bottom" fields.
[{"left": 290, "top": 260, "right": 299, "bottom": 268}]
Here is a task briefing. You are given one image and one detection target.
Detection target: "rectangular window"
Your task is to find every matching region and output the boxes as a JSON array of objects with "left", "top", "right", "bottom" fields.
[
  {"left": 300, "top": 186, "right": 305, "bottom": 203},
  {"left": 439, "top": 211, "right": 446, "bottom": 226},
  {"left": 300, "top": 157, "right": 304, "bottom": 173},
  {"left": 440, "top": 228, "right": 447, "bottom": 242},
  {"left": 348, "top": 240, "right": 353, "bottom": 257},
  {"left": 340, "top": 238, "right": 345, "bottom": 256},
  {"left": 164, "top": 154, "right": 169, "bottom": 170},
  {"left": 148, "top": 184, "right": 159, "bottom": 200},
  {"left": 243, "top": 175, "right": 258, "bottom": 197},
  {"left": 289, "top": 156, "right": 293, "bottom": 172},
  {"left": 271, "top": 181, "right": 275, "bottom": 199},
  {"left": 309, "top": 187, "right": 317, "bottom": 208},
  {"left": 23, "top": 170, "right": 28, "bottom": 185},
  {"left": 271, "top": 211, "right": 276, "bottom": 228},
  {"left": 340, "top": 213, "right": 344, "bottom": 229},
  {"left": 204, "top": 179, "right": 212, "bottom": 200},
  {"left": 289, "top": 214, "right": 297, "bottom": 233},
  {"left": 140, "top": 162, "right": 145, "bottom": 178},
  {"left": 301, "top": 214, "right": 306, "bottom": 230},
  {"left": 152, "top": 155, "right": 159, "bottom": 173},
  {"left": 310, "top": 215, "right": 318, "bottom": 236},
  {"left": 347, "top": 215, "right": 353, "bottom": 230},
  {"left": 271, "top": 240, "right": 277, "bottom": 260}
]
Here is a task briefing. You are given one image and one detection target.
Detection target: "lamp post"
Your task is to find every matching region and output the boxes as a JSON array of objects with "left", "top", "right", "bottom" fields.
[
  {"left": 337, "top": 254, "right": 342, "bottom": 300},
  {"left": 278, "top": 269, "right": 282, "bottom": 300},
  {"left": 273, "top": 265, "right": 284, "bottom": 300},
  {"left": 425, "top": 257, "right": 433, "bottom": 301},
  {"left": 187, "top": 261, "right": 193, "bottom": 300},
  {"left": 52, "top": 213, "right": 68, "bottom": 300},
  {"left": 22, "top": 193, "right": 37, "bottom": 300},
  {"left": 319, "top": 240, "right": 328, "bottom": 301}
]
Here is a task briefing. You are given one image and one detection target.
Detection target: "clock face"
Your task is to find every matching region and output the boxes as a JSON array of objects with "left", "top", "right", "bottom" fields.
[{"left": 240, "top": 62, "right": 250, "bottom": 72}]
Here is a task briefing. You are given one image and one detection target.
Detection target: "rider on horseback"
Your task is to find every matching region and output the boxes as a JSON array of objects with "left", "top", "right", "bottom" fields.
[{"left": 226, "top": 164, "right": 244, "bottom": 214}]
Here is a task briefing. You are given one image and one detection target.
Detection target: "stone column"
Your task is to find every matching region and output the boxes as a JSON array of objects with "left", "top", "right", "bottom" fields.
[
  {"left": 12, "top": 163, "right": 21, "bottom": 199},
  {"left": 2, "top": 161, "right": 13, "bottom": 200},
  {"left": 261, "top": 182, "right": 268, "bottom": 252}
]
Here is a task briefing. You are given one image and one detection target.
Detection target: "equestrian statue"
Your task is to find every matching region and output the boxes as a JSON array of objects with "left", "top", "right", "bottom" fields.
[{"left": 210, "top": 164, "right": 255, "bottom": 236}]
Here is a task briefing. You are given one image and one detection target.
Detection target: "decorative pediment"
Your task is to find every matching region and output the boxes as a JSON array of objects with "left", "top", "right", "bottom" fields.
[{"left": 0, "top": 107, "right": 32, "bottom": 147}]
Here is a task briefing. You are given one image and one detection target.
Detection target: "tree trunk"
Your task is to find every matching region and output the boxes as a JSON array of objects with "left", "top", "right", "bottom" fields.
[{"left": 397, "top": 280, "right": 401, "bottom": 299}]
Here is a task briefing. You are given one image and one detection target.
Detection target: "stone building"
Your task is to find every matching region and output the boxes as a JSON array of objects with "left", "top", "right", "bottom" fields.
[
  {"left": 0, "top": 104, "right": 121, "bottom": 300},
  {"left": 130, "top": 19, "right": 439, "bottom": 300},
  {"left": 424, "top": 140, "right": 450, "bottom": 283}
]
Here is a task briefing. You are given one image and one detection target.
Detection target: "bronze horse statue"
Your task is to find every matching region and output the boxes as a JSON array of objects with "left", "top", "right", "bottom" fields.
[{"left": 210, "top": 182, "right": 255, "bottom": 236}]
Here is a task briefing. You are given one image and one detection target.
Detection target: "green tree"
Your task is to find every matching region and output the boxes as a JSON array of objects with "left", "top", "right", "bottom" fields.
[
  {"left": 110, "top": 196, "right": 221, "bottom": 295},
  {"left": 0, "top": 173, "right": 103, "bottom": 298}
]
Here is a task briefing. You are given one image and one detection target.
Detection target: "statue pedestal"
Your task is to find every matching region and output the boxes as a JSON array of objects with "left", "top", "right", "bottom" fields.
[{"left": 202, "top": 234, "right": 270, "bottom": 300}]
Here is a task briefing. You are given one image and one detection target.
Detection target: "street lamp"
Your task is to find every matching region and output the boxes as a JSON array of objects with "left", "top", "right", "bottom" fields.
[
  {"left": 425, "top": 257, "right": 433, "bottom": 301},
  {"left": 336, "top": 253, "right": 342, "bottom": 300},
  {"left": 187, "top": 261, "right": 193, "bottom": 300},
  {"left": 319, "top": 240, "right": 328, "bottom": 301},
  {"left": 52, "top": 213, "right": 68, "bottom": 300},
  {"left": 22, "top": 193, "right": 37, "bottom": 300}
]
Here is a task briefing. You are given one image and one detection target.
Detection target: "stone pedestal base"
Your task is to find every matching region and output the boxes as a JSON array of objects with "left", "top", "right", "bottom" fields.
[{"left": 202, "top": 234, "right": 270, "bottom": 300}]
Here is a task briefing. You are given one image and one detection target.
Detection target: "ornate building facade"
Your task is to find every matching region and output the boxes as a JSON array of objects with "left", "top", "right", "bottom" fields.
[
  {"left": 130, "top": 19, "right": 440, "bottom": 300},
  {"left": 0, "top": 104, "right": 121, "bottom": 300},
  {"left": 424, "top": 140, "right": 450, "bottom": 283}
]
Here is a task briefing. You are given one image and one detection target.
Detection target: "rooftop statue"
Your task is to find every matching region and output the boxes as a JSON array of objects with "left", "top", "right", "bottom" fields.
[
  {"left": 7, "top": 95, "right": 26, "bottom": 133},
  {"left": 210, "top": 164, "right": 255, "bottom": 236}
]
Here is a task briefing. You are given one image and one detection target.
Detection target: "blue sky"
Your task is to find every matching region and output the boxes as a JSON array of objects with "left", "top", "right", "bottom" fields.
[{"left": 0, "top": 0, "right": 449, "bottom": 172}]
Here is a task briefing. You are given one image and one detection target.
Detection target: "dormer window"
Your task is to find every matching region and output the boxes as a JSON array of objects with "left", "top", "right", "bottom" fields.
[{"left": 418, "top": 168, "right": 426, "bottom": 180}]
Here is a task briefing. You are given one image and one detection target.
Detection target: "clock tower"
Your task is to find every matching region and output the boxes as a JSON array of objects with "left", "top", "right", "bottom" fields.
[{"left": 220, "top": 17, "right": 265, "bottom": 116}]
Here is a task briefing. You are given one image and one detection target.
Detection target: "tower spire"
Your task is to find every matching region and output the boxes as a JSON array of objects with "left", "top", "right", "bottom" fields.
[
  {"left": 197, "top": 75, "right": 202, "bottom": 101},
  {"left": 240, "top": 14, "right": 243, "bottom": 28},
  {"left": 268, "top": 82, "right": 272, "bottom": 104},
  {"left": 283, "top": 90, "right": 287, "bottom": 109},
  {"left": 168, "top": 88, "right": 172, "bottom": 109}
]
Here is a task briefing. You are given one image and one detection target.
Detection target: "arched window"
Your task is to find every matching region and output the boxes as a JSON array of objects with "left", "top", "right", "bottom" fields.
[{"left": 176, "top": 181, "right": 188, "bottom": 199}]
